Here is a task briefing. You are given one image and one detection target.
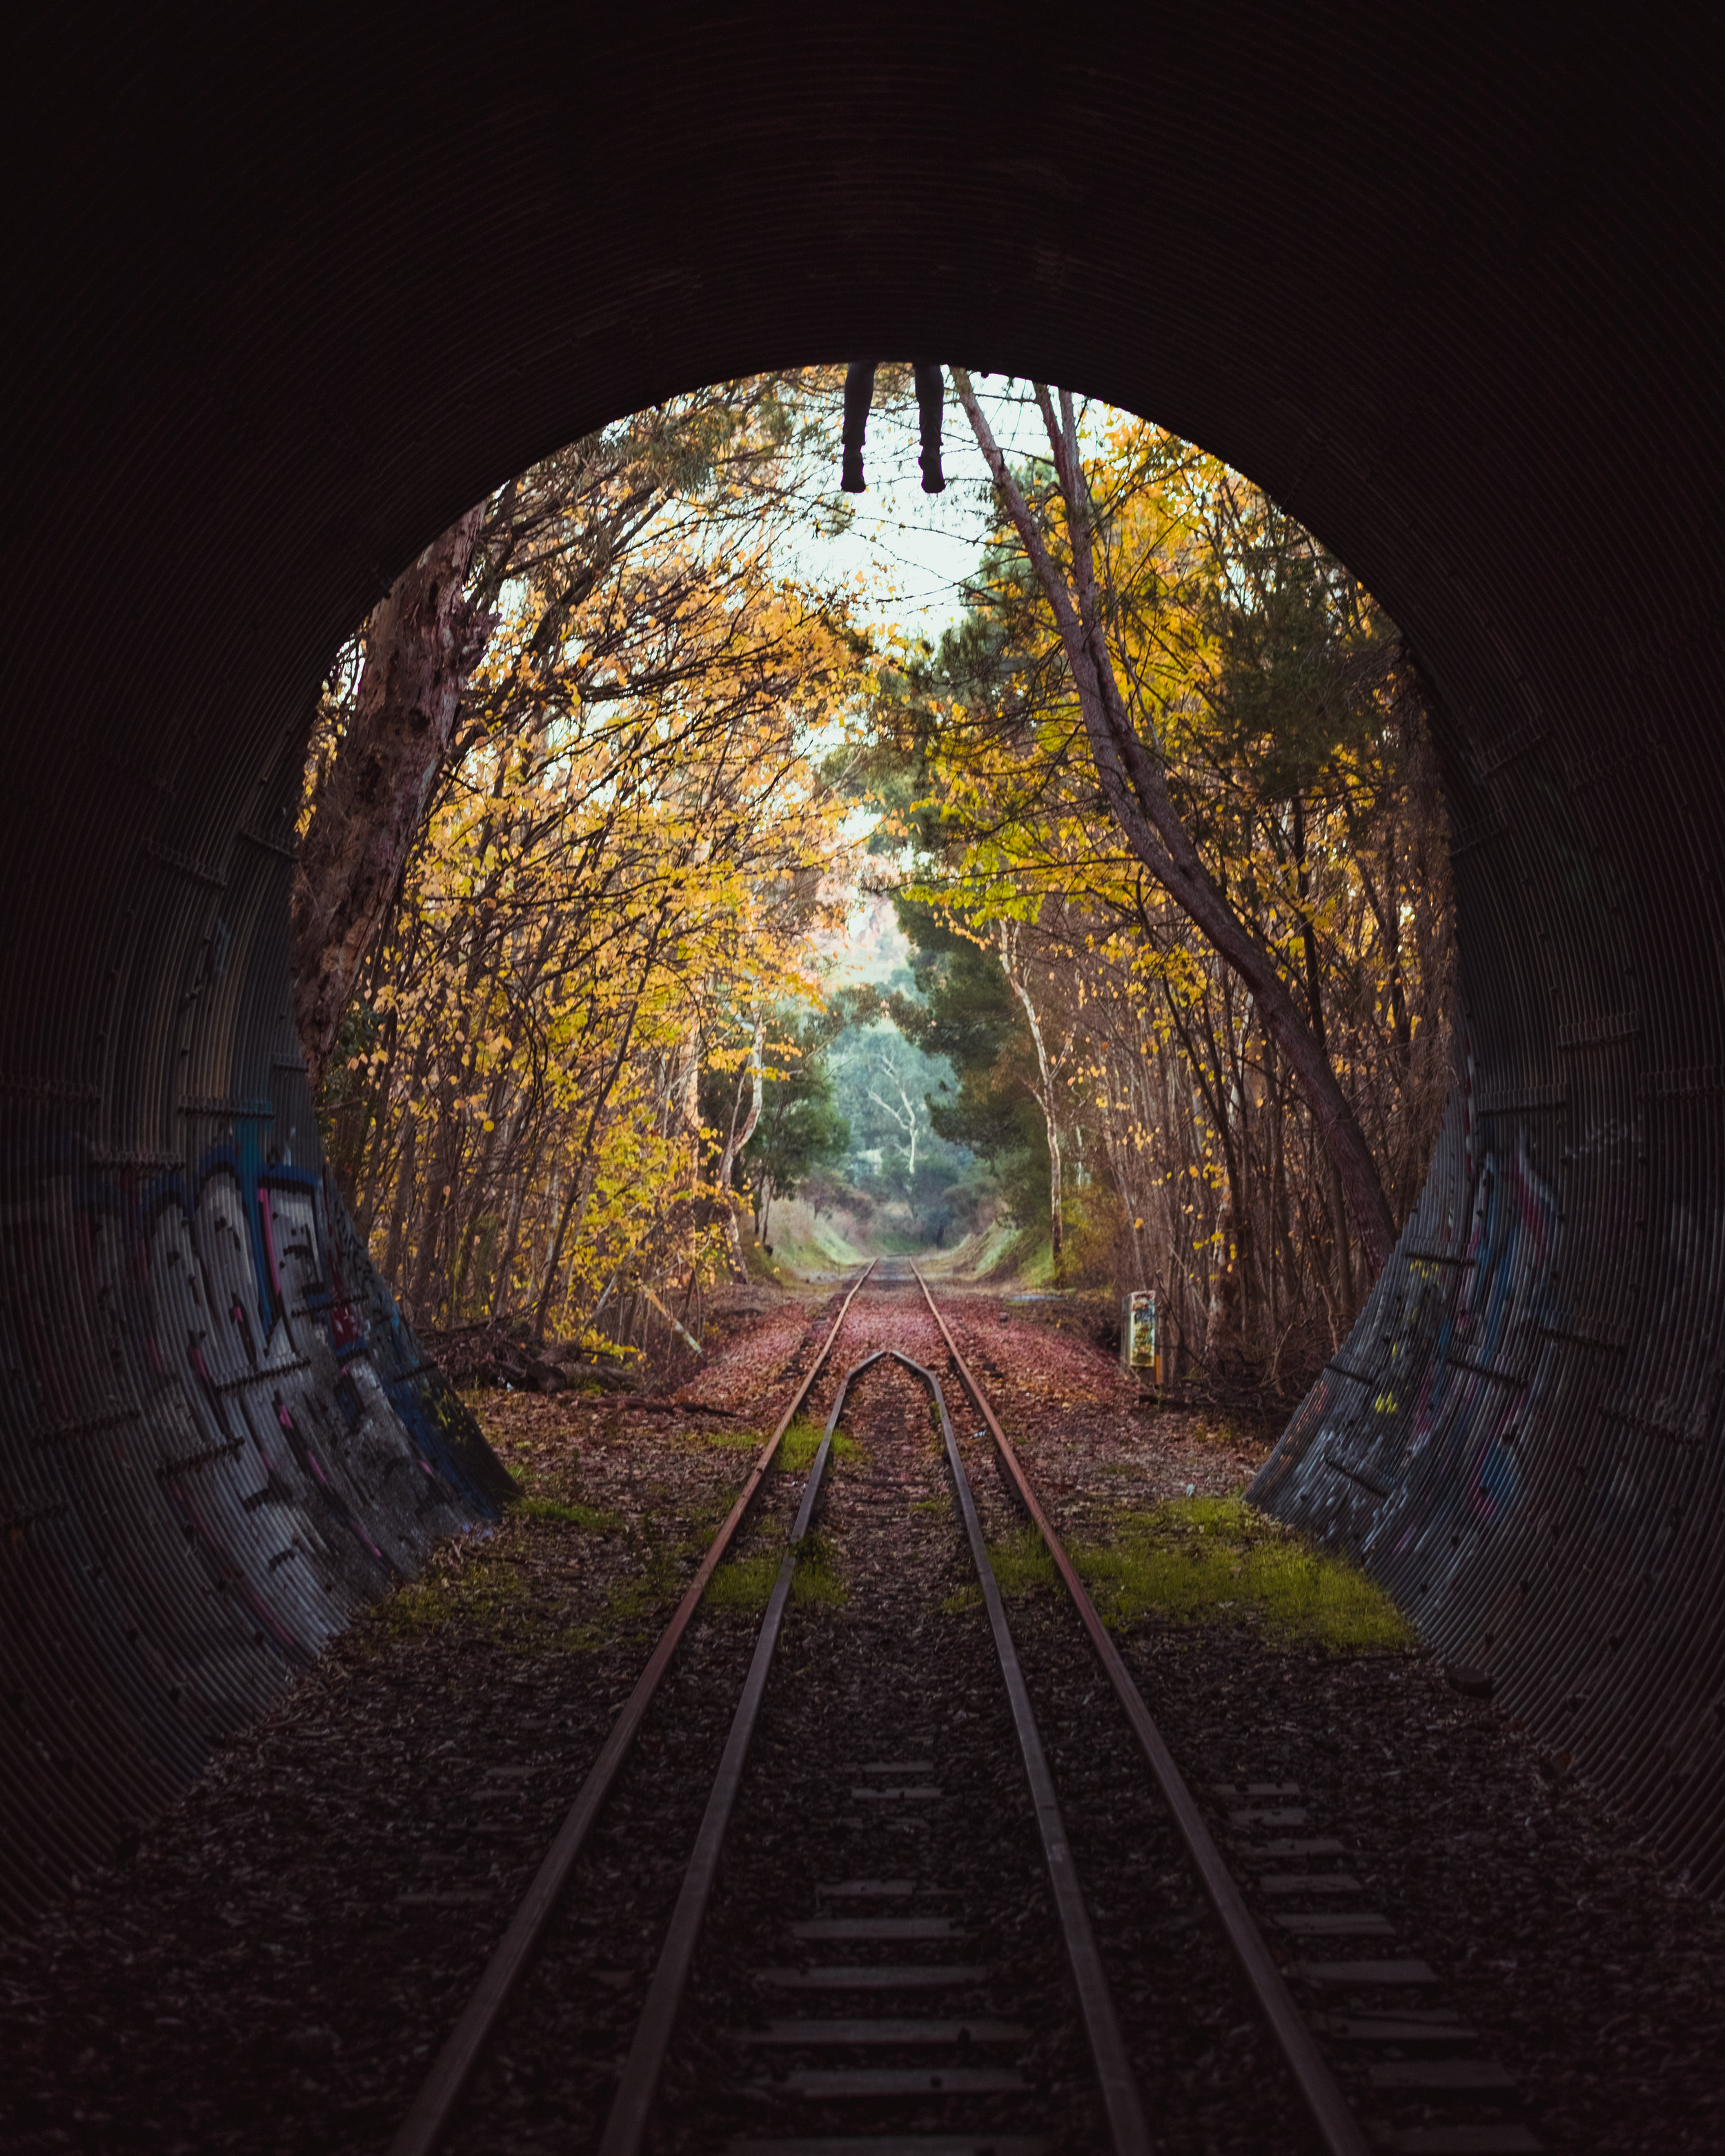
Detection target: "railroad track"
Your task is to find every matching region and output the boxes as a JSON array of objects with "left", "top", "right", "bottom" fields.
[{"left": 388, "top": 1261, "right": 1540, "bottom": 2156}]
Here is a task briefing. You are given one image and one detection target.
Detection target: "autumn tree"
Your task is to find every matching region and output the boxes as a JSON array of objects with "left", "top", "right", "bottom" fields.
[
  {"left": 861, "top": 388, "right": 1450, "bottom": 1376},
  {"left": 722, "top": 1010, "right": 851, "bottom": 1245},
  {"left": 886, "top": 903, "right": 1054, "bottom": 1247},
  {"left": 295, "top": 375, "right": 842, "bottom": 1091},
  {"left": 308, "top": 377, "right": 872, "bottom": 1349},
  {"left": 292, "top": 508, "right": 491, "bottom": 1094},
  {"left": 951, "top": 372, "right": 1400, "bottom": 1275}
]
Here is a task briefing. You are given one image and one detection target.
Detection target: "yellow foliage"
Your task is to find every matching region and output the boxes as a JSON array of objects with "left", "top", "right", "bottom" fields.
[{"left": 319, "top": 386, "right": 874, "bottom": 1335}]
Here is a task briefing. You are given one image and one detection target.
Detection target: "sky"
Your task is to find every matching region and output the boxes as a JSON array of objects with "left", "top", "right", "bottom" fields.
[
  {"left": 816, "top": 890, "right": 915, "bottom": 991},
  {"left": 785, "top": 373, "right": 1069, "bottom": 980},
  {"left": 782, "top": 373, "right": 1053, "bottom": 644}
]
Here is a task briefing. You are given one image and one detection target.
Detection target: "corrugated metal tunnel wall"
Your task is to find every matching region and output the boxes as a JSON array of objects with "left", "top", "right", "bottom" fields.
[{"left": 3, "top": 6, "right": 1722, "bottom": 1919}]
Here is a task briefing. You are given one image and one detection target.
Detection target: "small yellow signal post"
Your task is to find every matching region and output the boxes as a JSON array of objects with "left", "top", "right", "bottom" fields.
[{"left": 1120, "top": 1290, "right": 1161, "bottom": 1396}]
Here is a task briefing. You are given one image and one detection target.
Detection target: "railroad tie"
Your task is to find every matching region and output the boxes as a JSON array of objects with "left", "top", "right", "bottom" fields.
[
  {"left": 388, "top": 1268, "right": 882, "bottom": 2156},
  {"left": 1221, "top": 1783, "right": 1542, "bottom": 2154},
  {"left": 737, "top": 1826, "right": 1041, "bottom": 2145}
]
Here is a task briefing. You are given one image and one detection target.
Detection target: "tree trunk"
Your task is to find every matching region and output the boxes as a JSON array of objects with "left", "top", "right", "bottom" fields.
[
  {"left": 1208, "top": 1193, "right": 1243, "bottom": 1358},
  {"left": 997, "top": 920, "right": 1065, "bottom": 1266},
  {"left": 953, "top": 373, "right": 1398, "bottom": 1278},
  {"left": 714, "top": 1018, "right": 766, "bottom": 1283},
  {"left": 290, "top": 504, "right": 492, "bottom": 1092},
  {"left": 381, "top": 1114, "right": 417, "bottom": 1299},
  {"left": 673, "top": 1020, "right": 703, "bottom": 1146},
  {"left": 530, "top": 977, "right": 654, "bottom": 1343},
  {"left": 531, "top": 1156, "right": 598, "bottom": 1343},
  {"left": 1292, "top": 790, "right": 1355, "bottom": 1318},
  {"left": 898, "top": 1080, "right": 920, "bottom": 1178},
  {"left": 489, "top": 1140, "right": 539, "bottom": 1323}
]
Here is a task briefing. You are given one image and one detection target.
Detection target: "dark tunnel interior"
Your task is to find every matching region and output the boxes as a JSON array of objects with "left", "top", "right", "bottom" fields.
[{"left": 5, "top": 7, "right": 1725, "bottom": 1923}]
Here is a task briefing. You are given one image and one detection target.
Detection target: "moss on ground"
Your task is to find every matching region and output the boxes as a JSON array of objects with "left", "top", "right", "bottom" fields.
[
  {"left": 940, "top": 1496, "right": 1410, "bottom": 1652},
  {"left": 940, "top": 1523, "right": 1058, "bottom": 1613},
  {"left": 703, "top": 1418, "right": 862, "bottom": 1472},
  {"left": 1074, "top": 1496, "right": 1413, "bottom": 1652},
  {"left": 379, "top": 1540, "right": 609, "bottom": 1654},
  {"left": 704, "top": 1531, "right": 847, "bottom": 1613},
  {"left": 605, "top": 1532, "right": 700, "bottom": 1630},
  {"left": 990, "top": 1523, "right": 1062, "bottom": 1596},
  {"left": 371, "top": 1476, "right": 716, "bottom": 1654},
  {"left": 789, "top": 1532, "right": 846, "bottom": 1606},
  {"left": 776, "top": 1418, "right": 862, "bottom": 1472},
  {"left": 511, "top": 1494, "right": 622, "bottom": 1531},
  {"left": 705, "top": 1426, "right": 767, "bottom": 1450}
]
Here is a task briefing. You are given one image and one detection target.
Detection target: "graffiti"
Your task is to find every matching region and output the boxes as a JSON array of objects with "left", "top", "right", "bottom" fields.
[
  {"left": 1276, "top": 1118, "right": 1560, "bottom": 1581},
  {"left": 0, "top": 1132, "right": 504, "bottom": 1687},
  {"left": 1383, "top": 1131, "right": 1557, "bottom": 1543}
]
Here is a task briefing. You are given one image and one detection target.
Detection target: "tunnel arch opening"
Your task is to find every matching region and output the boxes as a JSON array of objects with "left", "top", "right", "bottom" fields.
[
  {"left": 296, "top": 370, "right": 1447, "bottom": 1383},
  {"left": 6, "top": 8, "right": 1725, "bottom": 1919}
]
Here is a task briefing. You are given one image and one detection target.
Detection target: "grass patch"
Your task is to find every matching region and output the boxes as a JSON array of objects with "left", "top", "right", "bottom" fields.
[
  {"left": 989, "top": 1523, "right": 1061, "bottom": 1596},
  {"left": 511, "top": 1495, "right": 622, "bottom": 1531},
  {"left": 607, "top": 1532, "right": 697, "bottom": 1628},
  {"left": 380, "top": 1567, "right": 490, "bottom": 1642},
  {"left": 703, "top": 1550, "right": 782, "bottom": 1612},
  {"left": 791, "top": 1532, "right": 846, "bottom": 1607},
  {"left": 704, "top": 1532, "right": 848, "bottom": 1614},
  {"left": 1074, "top": 1495, "right": 1413, "bottom": 1652},
  {"left": 936, "top": 1499, "right": 1412, "bottom": 1650},
  {"left": 984, "top": 1221, "right": 1050, "bottom": 1286},
  {"left": 776, "top": 1418, "right": 827, "bottom": 1472},
  {"left": 381, "top": 1541, "right": 605, "bottom": 1654},
  {"left": 941, "top": 1523, "right": 1058, "bottom": 1613},
  {"left": 776, "top": 1418, "right": 863, "bottom": 1473},
  {"left": 707, "top": 1426, "right": 767, "bottom": 1451},
  {"left": 704, "top": 1421, "right": 864, "bottom": 1470}
]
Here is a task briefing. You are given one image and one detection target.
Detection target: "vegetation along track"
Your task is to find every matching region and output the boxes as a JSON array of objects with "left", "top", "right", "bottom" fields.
[{"left": 381, "top": 1263, "right": 1548, "bottom": 2156}]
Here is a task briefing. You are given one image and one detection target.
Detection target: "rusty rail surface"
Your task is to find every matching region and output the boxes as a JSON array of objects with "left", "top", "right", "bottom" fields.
[
  {"left": 893, "top": 1347, "right": 1152, "bottom": 2156},
  {"left": 387, "top": 1262, "right": 877, "bottom": 2156},
  {"left": 596, "top": 1349, "right": 885, "bottom": 2156},
  {"left": 911, "top": 1265, "right": 1372, "bottom": 2156}
]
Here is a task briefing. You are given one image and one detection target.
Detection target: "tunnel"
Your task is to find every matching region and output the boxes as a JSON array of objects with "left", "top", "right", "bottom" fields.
[{"left": 3, "top": 6, "right": 1723, "bottom": 1926}]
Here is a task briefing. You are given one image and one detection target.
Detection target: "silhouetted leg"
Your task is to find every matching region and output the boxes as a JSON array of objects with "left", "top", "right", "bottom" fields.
[
  {"left": 913, "top": 359, "right": 945, "bottom": 493},
  {"left": 842, "top": 360, "right": 876, "bottom": 491}
]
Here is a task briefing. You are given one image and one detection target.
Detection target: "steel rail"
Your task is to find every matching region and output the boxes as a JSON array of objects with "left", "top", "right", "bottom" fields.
[
  {"left": 910, "top": 1266, "right": 1372, "bottom": 2156},
  {"left": 893, "top": 1349, "right": 1153, "bottom": 2156},
  {"left": 598, "top": 1348, "right": 887, "bottom": 2156},
  {"left": 387, "top": 1262, "right": 878, "bottom": 2156}
]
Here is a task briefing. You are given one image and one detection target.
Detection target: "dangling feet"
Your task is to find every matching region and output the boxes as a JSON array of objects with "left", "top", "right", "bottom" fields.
[
  {"left": 841, "top": 361, "right": 876, "bottom": 493},
  {"left": 839, "top": 360, "right": 945, "bottom": 492},
  {"left": 914, "top": 358, "right": 946, "bottom": 494}
]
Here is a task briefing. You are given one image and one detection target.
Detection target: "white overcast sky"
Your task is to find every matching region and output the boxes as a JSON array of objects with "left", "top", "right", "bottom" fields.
[{"left": 784, "top": 373, "right": 1054, "bottom": 646}]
